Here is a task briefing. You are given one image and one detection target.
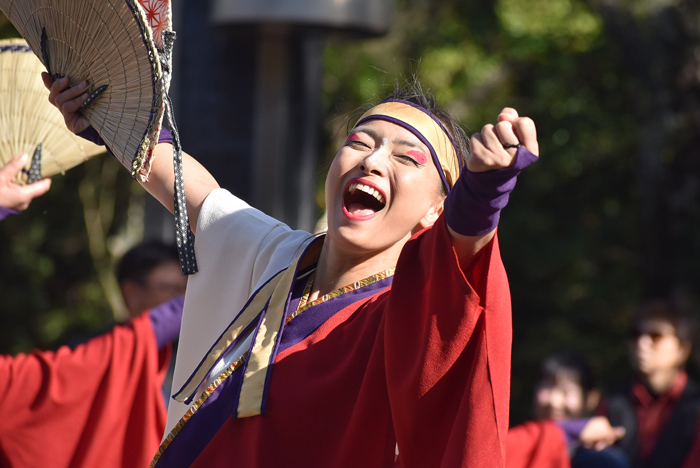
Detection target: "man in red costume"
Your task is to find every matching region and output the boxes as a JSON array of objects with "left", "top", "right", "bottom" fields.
[
  {"left": 1, "top": 164, "right": 185, "bottom": 467},
  {"left": 0, "top": 296, "right": 182, "bottom": 468},
  {"left": 601, "top": 299, "right": 700, "bottom": 468}
]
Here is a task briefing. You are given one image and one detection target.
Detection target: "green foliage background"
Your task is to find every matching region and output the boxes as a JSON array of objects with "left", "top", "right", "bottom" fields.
[{"left": 2, "top": 0, "right": 700, "bottom": 425}]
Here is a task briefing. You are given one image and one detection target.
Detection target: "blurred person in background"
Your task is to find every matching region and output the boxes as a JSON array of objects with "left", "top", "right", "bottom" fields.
[
  {"left": 64, "top": 240, "right": 187, "bottom": 348},
  {"left": 507, "top": 352, "right": 628, "bottom": 468},
  {"left": 0, "top": 255, "right": 183, "bottom": 467},
  {"left": 117, "top": 239, "right": 187, "bottom": 404},
  {"left": 118, "top": 239, "right": 187, "bottom": 318},
  {"left": 601, "top": 299, "right": 700, "bottom": 468}
]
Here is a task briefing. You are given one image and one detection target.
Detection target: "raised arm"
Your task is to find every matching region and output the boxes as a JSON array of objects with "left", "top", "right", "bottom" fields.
[
  {"left": 445, "top": 108, "right": 539, "bottom": 267},
  {"left": 142, "top": 143, "right": 219, "bottom": 234},
  {"left": 42, "top": 74, "right": 219, "bottom": 233}
]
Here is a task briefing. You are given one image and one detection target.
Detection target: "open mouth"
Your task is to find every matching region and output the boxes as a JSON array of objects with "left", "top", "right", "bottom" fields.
[{"left": 343, "top": 180, "right": 386, "bottom": 219}]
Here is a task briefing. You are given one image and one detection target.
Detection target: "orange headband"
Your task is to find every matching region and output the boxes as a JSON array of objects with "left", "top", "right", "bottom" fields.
[{"left": 355, "top": 100, "right": 461, "bottom": 190}]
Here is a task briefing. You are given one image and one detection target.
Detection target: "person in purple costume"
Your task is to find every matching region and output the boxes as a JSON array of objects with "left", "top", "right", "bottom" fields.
[
  {"left": 507, "top": 352, "right": 629, "bottom": 468},
  {"left": 535, "top": 352, "right": 629, "bottom": 467}
]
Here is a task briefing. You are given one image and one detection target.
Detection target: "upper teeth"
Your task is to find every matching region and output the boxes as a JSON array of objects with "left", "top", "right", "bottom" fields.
[{"left": 348, "top": 183, "right": 385, "bottom": 204}]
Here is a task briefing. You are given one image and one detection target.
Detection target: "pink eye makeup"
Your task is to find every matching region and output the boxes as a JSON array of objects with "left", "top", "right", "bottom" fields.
[
  {"left": 346, "top": 133, "right": 363, "bottom": 143},
  {"left": 406, "top": 150, "right": 428, "bottom": 166}
]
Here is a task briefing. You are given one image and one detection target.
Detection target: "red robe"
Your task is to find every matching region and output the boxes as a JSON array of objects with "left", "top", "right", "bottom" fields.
[
  {"left": 0, "top": 313, "right": 168, "bottom": 468},
  {"left": 506, "top": 421, "right": 570, "bottom": 468},
  {"left": 682, "top": 426, "right": 700, "bottom": 468},
  {"left": 154, "top": 217, "right": 512, "bottom": 467}
]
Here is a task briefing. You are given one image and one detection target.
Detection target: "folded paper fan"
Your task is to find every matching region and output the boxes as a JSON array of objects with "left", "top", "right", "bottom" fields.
[
  {"left": 0, "top": 0, "right": 164, "bottom": 181},
  {"left": 0, "top": 39, "right": 105, "bottom": 184}
]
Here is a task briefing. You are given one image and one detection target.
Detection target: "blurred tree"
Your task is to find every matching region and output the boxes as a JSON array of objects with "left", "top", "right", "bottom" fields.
[
  {"left": 0, "top": 153, "right": 144, "bottom": 354},
  {"left": 587, "top": 0, "right": 700, "bottom": 298}
]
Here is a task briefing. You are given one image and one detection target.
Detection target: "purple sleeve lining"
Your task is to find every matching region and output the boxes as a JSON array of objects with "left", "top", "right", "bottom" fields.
[
  {"left": 0, "top": 206, "right": 20, "bottom": 221},
  {"left": 148, "top": 295, "right": 185, "bottom": 349},
  {"left": 77, "top": 126, "right": 106, "bottom": 147},
  {"left": 76, "top": 126, "right": 173, "bottom": 157},
  {"left": 76, "top": 126, "right": 115, "bottom": 158},
  {"left": 158, "top": 126, "right": 173, "bottom": 145},
  {"left": 556, "top": 418, "right": 590, "bottom": 448},
  {"left": 444, "top": 146, "right": 538, "bottom": 236}
]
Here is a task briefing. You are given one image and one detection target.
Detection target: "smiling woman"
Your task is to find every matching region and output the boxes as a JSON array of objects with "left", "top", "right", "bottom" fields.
[{"left": 48, "top": 75, "right": 538, "bottom": 467}]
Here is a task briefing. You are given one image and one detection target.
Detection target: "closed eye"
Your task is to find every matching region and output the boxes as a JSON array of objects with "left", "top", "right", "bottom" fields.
[
  {"left": 395, "top": 155, "right": 423, "bottom": 167},
  {"left": 346, "top": 140, "right": 371, "bottom": 150},
  {"left": 345, "top": 132, "right": 372, "bottom": 149}
]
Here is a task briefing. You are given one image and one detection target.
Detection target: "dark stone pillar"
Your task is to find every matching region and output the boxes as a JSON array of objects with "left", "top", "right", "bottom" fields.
[{"left": 145, "top": 0, "right": 325, "bottom": 239}]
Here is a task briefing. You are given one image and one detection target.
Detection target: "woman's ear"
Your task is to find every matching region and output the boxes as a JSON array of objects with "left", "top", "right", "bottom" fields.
[
  {"left": 586, "top": 389, "right": 602, "bottom": 413},
  {"left": 413, "top": 199, "right": 444, "bottom": 234}
]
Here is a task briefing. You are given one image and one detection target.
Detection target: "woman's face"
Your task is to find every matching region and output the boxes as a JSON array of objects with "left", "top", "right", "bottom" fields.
[
  {"left": 534, "top": 374, "right": 586, "bottom": 421},
  {"left": 324, "top": 119, "right": 444, "bottom": 257}
]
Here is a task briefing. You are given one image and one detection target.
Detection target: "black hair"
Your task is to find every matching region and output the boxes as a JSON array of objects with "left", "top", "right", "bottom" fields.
[
  {"left": 632, "top": 298, "right": 697, "bottom": 345},
  {"left": 538, "top": 351, "right": 595, "bottom": 395},
  {"left": 116, "top": 239, "right": 180, "bottom": 285}
]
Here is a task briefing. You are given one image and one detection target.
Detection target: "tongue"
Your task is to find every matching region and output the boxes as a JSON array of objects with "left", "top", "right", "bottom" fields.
[{"left": 347, "top": 203, "right": 376, "bottom": 217}]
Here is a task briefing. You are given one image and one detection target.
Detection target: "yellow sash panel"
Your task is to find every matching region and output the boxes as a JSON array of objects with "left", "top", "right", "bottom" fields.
[
  {"left": 172, "top": 256, "right": 301, "bottom": 408},
  {"left": 237, "top": 254, "right": 302, "bottom": 417}
]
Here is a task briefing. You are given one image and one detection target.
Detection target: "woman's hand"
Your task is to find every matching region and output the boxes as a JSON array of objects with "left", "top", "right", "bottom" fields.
[
  {"left": 0, "top": 154, "right": 52, "bottom": 211},
  {"left": 579, "top": 416, "right": 626, "bottom": 451},
  {"left": 41, "top": 73, "right": 91, "bottom": 135},
  {"left": 467, "top": 107, "right": 539, "bottom": 173},
  {"left": 446, "top": 107, "right": 539, "bottom": 266}
]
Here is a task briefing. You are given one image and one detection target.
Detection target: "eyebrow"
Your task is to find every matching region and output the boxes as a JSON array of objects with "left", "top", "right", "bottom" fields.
[
  {"left": 352, "top": 126, "right": 426, "bottom": 151},
  {"left": 395, "top": 139, "right": 422, "bottom": 149}
]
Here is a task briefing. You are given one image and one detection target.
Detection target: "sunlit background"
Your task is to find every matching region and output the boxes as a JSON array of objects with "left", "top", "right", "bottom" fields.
[{"left": 1, "top": 0, "right": 699, "bottom": 424}]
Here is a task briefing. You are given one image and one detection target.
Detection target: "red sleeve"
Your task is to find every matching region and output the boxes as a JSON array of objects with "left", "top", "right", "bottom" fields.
[
  {"left": 385, "top": 216, "right": 512, "bottom": 467},
  {"left": 0, "top": 313, "right": 167, "bottom": 468},
  {"left": 506, "top": 421, "right": 571, "bottom": 468}
]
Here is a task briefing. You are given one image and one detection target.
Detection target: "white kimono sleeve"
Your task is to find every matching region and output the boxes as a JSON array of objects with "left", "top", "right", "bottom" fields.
[{"left": 164, "top": 188, "right": 315, "bottom": 433}]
